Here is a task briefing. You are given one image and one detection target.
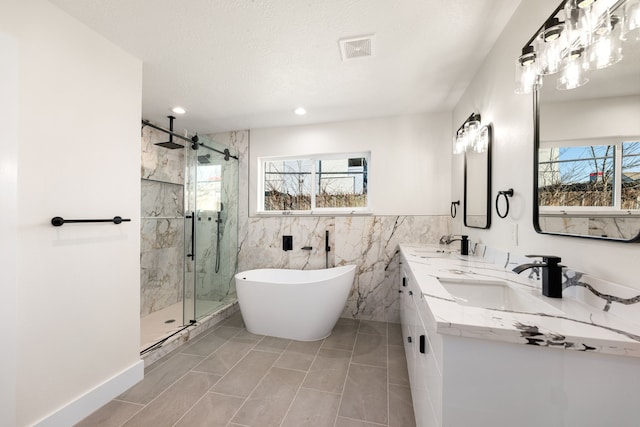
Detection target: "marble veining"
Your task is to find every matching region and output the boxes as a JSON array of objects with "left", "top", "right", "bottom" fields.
[
  {"left": 563, "top": 272, "right": 640, "bottom": 312},
  {"left": 402, "top": 244, "right": 640, "bottom": 358},
  {"left": 141, "top": 127, "right": 184, "bottom": 185}
]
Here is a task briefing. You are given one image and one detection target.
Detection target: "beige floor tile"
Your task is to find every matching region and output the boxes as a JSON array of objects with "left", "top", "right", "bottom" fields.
[
  {"left": 388, "top": 344, "right": 410, "bottom": 386},
  {"left": 221, "top": 311, "right": 245, "bottom": 328},
  {"left": 212, "top": 350, "right": 279, "bottom": 397},
  {"left": 302, "top": 348, "right": 351, "bottom": 394},
  {"left": 232, "top": 328, "right": 264, "bottom": 343},
  {"left": 118, "top": 353, "right": 204, "bottom": 404},
  {"left": 254, "top": 336, "right": 291, "bottom": 353},
  {"left": 174, "top": 392, "right": 244, "bottom": 427},
  {"left": 74, "top": 400, "right": 143, "bottom": 427},
  {"left": 389, "top": 384, "right": 416, "bottom": 427},
  {"left": 359, "top": 320, "right": 388, "bottom": 336},
  {"left": 387, "top": 322, "right": 404, "bottom": 346},
  {"left": 211, "top": 325, "right": 242, "bottom": 339},
  {"left": 336, "top": 318, "right": 360, "bottom": 329},
  {"left": 192, "top": 339, "right": 255, "bottom": 376},
  {"left": 352, "top": 333, "right": 387, "bottom": 368},
  {"left": 281, "top": 388, "right": 341, "bottom": 427},
  {"left": 323, "top": 324, "right": 358, "bottom": 351},
  {"left": 179, "top": 331, "right": 229, "bottom": 357},
  {"left": 335, "top": 416, "right": 386, "bottom": 427},
  {"left": 83, "top": 321, "right": 414, "bottom": 427},
  {"left": 274, "top": 339, "right": 322, "bottom": 372},
  {"left": 231, "top": 367, "right": 305, "bottom": 426},
  {"left": 122, "top": 372, "right": 220, "bottom": 427},
  {"left": 339, "top": 364, "right": 388, "bottom": 424}
]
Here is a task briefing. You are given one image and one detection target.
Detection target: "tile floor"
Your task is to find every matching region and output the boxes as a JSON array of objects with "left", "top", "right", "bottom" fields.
[{"left": 77, "top": 312, "right": 416, "bottom": 427}]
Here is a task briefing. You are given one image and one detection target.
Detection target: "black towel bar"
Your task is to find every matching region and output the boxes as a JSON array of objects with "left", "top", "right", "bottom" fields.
[{"left": 51, "top": 216, "right": 131, "bottom": 227}]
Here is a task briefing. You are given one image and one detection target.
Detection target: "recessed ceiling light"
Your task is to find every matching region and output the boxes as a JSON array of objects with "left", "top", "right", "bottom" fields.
[
  {"left": 172, "top": 106, "right": 186, "bottom": 114},
  {"left": 293, "top": 107, "right": 307, "bottom": 115}
]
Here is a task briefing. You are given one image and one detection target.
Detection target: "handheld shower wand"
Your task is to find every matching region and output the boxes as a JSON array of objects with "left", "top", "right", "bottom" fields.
[{"left": 325, "top": 230, "right": 331, "bottom": 269}]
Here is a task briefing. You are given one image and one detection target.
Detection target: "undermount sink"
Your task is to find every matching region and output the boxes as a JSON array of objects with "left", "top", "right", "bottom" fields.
[{"left": 440, "top": 278, "right": 562, "bottom": 314}]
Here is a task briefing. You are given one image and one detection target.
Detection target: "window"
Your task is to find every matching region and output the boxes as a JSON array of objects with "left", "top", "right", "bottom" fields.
[
  {"left": 260, "top": 152, "right": 369, "bottom": 214},
  {"left": 538, "top": 139, "right": 640, "bottom": 211}
]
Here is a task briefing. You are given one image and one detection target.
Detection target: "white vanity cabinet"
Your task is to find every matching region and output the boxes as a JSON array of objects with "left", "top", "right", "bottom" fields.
[
  {"left": 400, "top": 263, "right": 440, "bottom": 426},
  {"left": 399, "top": 250, "right": 640, "bottom": 427}
]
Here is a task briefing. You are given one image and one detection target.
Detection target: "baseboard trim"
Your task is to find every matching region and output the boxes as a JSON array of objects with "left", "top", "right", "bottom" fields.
[{"left": 33, "top": 359, "right": 144, "bottom": 427}]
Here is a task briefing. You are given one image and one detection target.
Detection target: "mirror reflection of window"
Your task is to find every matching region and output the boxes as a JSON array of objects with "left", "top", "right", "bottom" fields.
[
  {"left": 622, "top": 141, "right": 640, "bottom": 209},
  {"left": 538, "top": 144, "right": 615, "bottom": 208}
]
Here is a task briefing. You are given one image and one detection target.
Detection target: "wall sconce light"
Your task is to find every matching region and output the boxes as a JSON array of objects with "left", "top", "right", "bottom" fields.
[
  {"left": 515, "top": 0, "right": 636, "bottom": 94},
  {"left": 453, "top": 113, "right": 490, "bottom": 154}
]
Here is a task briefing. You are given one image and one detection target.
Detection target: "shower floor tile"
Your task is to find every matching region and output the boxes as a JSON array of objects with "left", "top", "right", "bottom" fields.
[{"left": 77, "top": 314, "right": 416, "bottom": 427}]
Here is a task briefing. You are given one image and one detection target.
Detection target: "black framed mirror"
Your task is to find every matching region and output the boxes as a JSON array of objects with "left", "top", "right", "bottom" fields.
[
  {"left": 533, "top": 35, "right": 640, "bottom": 241},
  {"left": 464, "top": 124, "right": 492, "bottom": 229}
]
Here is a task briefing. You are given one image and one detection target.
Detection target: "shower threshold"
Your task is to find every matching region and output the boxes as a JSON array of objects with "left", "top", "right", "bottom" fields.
[{"left": 139, "top": 299, "right": 239, "bottom": 366}]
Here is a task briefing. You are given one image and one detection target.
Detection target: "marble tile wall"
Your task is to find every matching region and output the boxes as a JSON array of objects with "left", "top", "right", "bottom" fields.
[
  {"left": 539, "top": 215, "right": 640, "bottom": 240},
  {"left": 211, "top": 130, "right": 451, "bottom": 323},
  {"left": 141, "top": 127, "right": 185, "bottom": 317}
]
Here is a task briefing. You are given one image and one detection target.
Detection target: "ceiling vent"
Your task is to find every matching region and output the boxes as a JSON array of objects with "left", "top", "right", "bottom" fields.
[{"left": 339, "top": 35, "right": 375, "bottom": 61}]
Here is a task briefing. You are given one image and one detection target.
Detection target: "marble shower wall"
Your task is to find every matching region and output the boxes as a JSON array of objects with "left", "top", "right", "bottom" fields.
[
  {"left": 212, "top": 128, "right": 452, "bottom": 323},
  {"left": 140, "top": 127, "right": 185, "bottom": 316}
]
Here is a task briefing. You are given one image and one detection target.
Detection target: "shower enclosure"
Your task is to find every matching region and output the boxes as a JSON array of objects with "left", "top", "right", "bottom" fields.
[
  {"left": 140, "top": 120, "right": 238, "bottom": 353},
  {"left": 183, "top": 136, "right": 239, "bottom": 323}
]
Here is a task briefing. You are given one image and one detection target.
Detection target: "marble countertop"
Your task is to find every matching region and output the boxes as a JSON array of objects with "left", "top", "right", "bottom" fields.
[{"left": 400, "top": 244, "right": 640, "bottom": 358}]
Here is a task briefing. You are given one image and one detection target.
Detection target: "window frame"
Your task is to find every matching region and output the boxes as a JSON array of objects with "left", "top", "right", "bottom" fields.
[{"left": 257, "top": 151, "right": 371, "bottom": 215}]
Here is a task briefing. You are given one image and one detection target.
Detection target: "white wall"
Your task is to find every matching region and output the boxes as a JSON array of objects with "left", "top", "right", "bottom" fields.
[
  {"left": 249, "top": 112, "right": 452, "bottom": 216},
  {"left": 0, "top": 33, "right": 18, "bottom": 427},
  {"left": 1, "top": 1, "right": 143, "bottom": 425},
  {"left": 453, "top": 0, "right": 640, "bottom": 289},
  {"left": 541, "top": 95, "right": 640, "bottom": 141}
]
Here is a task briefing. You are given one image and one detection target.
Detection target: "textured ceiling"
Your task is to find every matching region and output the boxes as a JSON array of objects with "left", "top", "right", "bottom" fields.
[{"left": 49, "top": 0, "right": 520, "bottom": 134}]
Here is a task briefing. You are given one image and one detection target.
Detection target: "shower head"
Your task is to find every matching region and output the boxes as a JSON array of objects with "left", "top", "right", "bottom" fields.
[
  {"left": 156, "top": 140, "right": 184, "bottom": 149},
  {"left": 154, "top": 115, "right": 184, "bottom": 149},
  {"left": 197, "top": 154, "right": 211, "bottom": 164}
]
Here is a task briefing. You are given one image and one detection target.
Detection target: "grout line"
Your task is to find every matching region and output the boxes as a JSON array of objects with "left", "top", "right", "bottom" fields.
[
  {"left": 277, "top": 337, "right": 325, "bottom": 427},
  {"left": 171, "top": 324, "right": 253, "bottom": 426},
  {"left": 333, "top": 320, "right": 360, "bottom": 427},
  {"left": 223, "top": 337, "right": 286, "bottom": 425}
]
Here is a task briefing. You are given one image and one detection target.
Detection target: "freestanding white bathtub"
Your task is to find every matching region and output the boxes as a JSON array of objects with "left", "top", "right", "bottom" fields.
[{"left": 235, "top": 265, "right": 356, "bottom": 341}]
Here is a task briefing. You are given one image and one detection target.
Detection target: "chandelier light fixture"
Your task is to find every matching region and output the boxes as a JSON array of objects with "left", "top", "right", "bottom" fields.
[
  {"left": 453, "top": 113, "right": 490, "bottom": 154},
  {"left": 515, "top": 0, "right": 639, "bottom": 94}
]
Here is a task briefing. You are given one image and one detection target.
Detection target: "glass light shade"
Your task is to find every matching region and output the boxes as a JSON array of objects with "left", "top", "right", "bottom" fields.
[
  {"left": 623, "top": 0, "right": 640, "bottom": 41},
  {"left": 464, "top": 120, "right": 480, "bottom": 151},
  {"left": 473, "top": 126, "right": 489, "bottom": 153},
  {"left": 564, "top": 0, "right": 593, "bottom": 48},
  {"left": 515, "top": 58, "right": 543, "bottom": 94},
  {"left": 588, "top": 16, "right": 623, "bottom": 69},
  {"left": 536, "top": 22, "right": 567, "bottom": 75},
  {"left": 453, "top": 129, "right": 465, "bottom": 154},
  {"left": 557, "top": 49, "right": 590, "bottom": 89}
]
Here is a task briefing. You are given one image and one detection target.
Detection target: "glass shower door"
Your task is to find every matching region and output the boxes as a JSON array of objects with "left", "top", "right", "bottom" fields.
[{"left": 183, "top": 136, "right": 238, "bottom": 323}]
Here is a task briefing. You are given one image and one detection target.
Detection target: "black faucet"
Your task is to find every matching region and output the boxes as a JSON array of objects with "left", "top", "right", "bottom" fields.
[
  {"left": 512, "top": 255, "right": 564, "bottom": 298},
  {"left": 439, "top": 234, "right": 469, "bottom": 255}
]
